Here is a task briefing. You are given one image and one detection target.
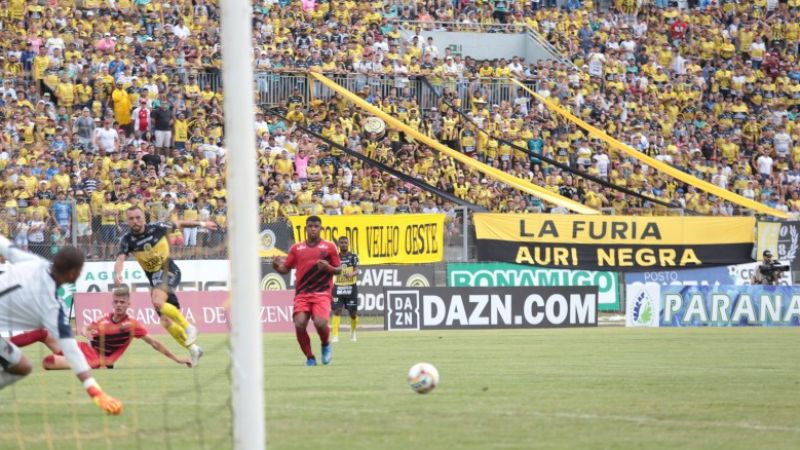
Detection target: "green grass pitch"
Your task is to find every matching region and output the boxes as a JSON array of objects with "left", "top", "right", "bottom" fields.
[{"left": 1, "top": 328, "right": 799, "bottom": 449}]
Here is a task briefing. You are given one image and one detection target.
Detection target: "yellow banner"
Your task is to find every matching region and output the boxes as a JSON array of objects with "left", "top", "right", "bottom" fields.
[
  {"left": 288, "top": 214, "right": 445, "bottom": 265},
  {"left": 309, "top": 72, "right": 599, "bottom": 215},
  {"left": 474, "top": 214, "right": 755, "bottom": 270},
  {"left": 510, "top": 78, "right": 790, "bottom": 219},
  {"left": 476, "top": 214, "right": 755, "bottom": 245}
]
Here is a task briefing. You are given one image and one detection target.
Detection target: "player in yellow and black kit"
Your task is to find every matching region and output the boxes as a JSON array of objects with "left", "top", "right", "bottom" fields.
[
  {"left": 113, "top": 206, "right": 217, "bottom": 366},
  {"left": 331, "top": 236, "right": 360, "bottom": 342}
]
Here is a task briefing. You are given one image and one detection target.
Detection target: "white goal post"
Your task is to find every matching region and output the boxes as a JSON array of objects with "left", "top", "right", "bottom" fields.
[{"left": 220, "top": 0, "right": 266, "bottom": 449}]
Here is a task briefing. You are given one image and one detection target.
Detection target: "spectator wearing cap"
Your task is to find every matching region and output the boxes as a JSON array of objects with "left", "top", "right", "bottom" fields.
[
  {"left": 96, "top": 32, "right": 116, "bottom": 54},
  {"left": 132, "top": 98, "right": 151, "bottom": 138},
  {"left": 0, "top": 80, "right": 17, "bottom": 101},
  {"left": 184, "top": 74, "right": 201, "bottom": 104},
  {"left": 93, "top": 117, "right": 119, "bottom": 153}
]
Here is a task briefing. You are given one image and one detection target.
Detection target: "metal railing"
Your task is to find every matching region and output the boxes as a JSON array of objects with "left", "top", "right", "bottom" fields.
[
  {"left": 259, "top": 71, "right": 538, "bottom": 112},
  {"left": 8, "top": 202, "right": 477, "bottom": 263},
  {"left": 389, "top": 19, "right": 576, "bottom": 69},
  {"left": 524, "top": 24, "right": 577, "bottom": 69},
  {"left": 390, "top": 19, "right": 530, "bottom": 34}
]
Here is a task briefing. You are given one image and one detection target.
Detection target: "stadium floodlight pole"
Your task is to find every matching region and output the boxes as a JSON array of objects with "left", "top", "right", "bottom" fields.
[{"left": 220, "top": 0, "right": 266, "bottom": 449}]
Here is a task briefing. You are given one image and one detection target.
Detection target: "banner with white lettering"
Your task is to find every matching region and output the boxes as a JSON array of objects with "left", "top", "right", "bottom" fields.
[
  {"left": 474, "top": 214, "right": 755, "bottom": 271},
  {"left": 627, "top": 285, "right": 800, "bottom": 327},
  {"left": 384, "top": 287, "right": 598, "bottom": 330},
  {"left": 625, "top": 262, "right": 794, "bottom": 327},
  {"left": 261, "top": 263, "right": 435, "bottom": 315},
  {"left": 75, "top": 291, "right": 298, "bottom": 334},
  {"left": 448, "top": 262, "right": 620, "bottom": 311},
  {"left": 77, "top": 260, "right": 230, "bottom": 293}
]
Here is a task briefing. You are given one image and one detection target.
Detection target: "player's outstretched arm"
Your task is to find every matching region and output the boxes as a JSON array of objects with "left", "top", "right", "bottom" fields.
[
  {"left": 174, "top": 219, "right": 218, "bottom": 231},
  {"left": 141, "top": 335, "right": 192, "bottom": 367},
  {"left": 44, "top": 302, "right": 123, "bottom": 415},
  {"left": 59, "top": 337, "right": 123, "bottom": 415},
  {"left": 0, "top": 235, "right": 45, "bottom": 264},
  {"left": 113, "top": 253, "right": 127, "bottom": 286}
]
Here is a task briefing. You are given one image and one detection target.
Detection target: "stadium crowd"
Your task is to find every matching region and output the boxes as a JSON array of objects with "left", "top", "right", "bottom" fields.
[{"left": 0, "top": 0, "right": 798, "bottom": 259}]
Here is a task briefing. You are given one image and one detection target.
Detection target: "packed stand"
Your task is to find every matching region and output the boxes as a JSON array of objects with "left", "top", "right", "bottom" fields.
[
  {"left": 0, "top": 0, "right": 229, "bottom": 259},
  {"left": 247, "top": 1, "right": 800, "bottom": 215},
  {"left": 2, "top": 0, "right": 800, "bottom": 265},
  {"left": 523, "top": 0, "right": 800, "bottom": 215},
  {"left": 254, "top": 0, "right": 800, "bottom": 216}
]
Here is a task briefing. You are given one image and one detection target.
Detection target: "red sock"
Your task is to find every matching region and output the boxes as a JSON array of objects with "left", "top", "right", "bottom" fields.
[
  {"left": 295, "top": 328, "right": 314, "bottom": 359},
  {"left": 10, "top": 329, "right": 48, "bottom": 348},
  {"left": 317, "top": 323, "right": 330, "bottom": 346}
]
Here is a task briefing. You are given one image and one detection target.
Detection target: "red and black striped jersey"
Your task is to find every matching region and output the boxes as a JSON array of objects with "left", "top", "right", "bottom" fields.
[
  {"left": 89, "top": 313, "right": 148, "bottom": 358},
  {"left": 284, "top": 240, "right": 341, "bottom": 295}
]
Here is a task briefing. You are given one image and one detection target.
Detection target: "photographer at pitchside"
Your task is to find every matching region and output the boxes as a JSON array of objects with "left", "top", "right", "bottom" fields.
[{"left": 752, "top": 250, "right": 789, "bottom": 286}]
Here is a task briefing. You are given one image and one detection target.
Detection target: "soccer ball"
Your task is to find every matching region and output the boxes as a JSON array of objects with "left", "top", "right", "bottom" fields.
[{"left": 407, "top": 362, "right": 439, "bottom": 394}]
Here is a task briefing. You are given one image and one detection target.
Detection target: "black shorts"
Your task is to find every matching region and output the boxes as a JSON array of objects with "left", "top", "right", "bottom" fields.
[
  {"left": 332, "top": 285, "right": 358, "bottom": 312},
  {"left": 146, "top": 267, "right": 182, "bottom": 309}
]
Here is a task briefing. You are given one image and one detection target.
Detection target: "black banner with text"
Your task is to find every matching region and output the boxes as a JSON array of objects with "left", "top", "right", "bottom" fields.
[{"left": 475, "top": 214, "right": 755, "bottom": 271}]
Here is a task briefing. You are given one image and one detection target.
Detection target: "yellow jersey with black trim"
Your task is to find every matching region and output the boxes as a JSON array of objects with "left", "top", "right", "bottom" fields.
[
  {"left": 334, "top": 252, "right": 359, "bottom": 286},
  {"left": 118, "top": 222, "right": 176, "bottom": 273}
]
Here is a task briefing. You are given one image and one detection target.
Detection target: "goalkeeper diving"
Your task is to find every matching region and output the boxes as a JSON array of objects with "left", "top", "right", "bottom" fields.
[{"left": 0, "top": 236, "right": 123, "bottom": 415}]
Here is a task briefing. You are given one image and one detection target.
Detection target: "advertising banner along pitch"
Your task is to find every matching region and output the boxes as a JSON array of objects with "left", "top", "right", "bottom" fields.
[
  {"left": 474, "top": 214, "right": 755, "bottom": 271},
  {"left": 77, "top": 260, "right": 230, "bottom": 293},
  {"left": 625, "top": 262, "right": 794, "bottom": 326},
  {"left": 261, "top": 263, "right": 435, "bottom": 315},
  {"left": 288, "top": 214, "right": 444, "bottom": 265},
  {"left": 627, "top": 285, "right": 800, "bottom": 327},
  {"left": 75, "top": 291, "right": 299, "bottom": 334},
  {"left": 448, "top": 262, "right": 620, "bottom": 311},
  {"left": 384, "top": 286, "right": 598, "bottom": 330}
]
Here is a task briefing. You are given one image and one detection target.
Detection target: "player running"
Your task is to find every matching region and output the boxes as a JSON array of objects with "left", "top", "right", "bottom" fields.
[
  {"left": 0, "top": 238, "right": 123, "bottom": 415},
  {"left": 114, "top": 206, "right": 216, "bottom": 366},
  {"left": 331, "top": 236, "right": 360, "bottom": 343},
  {"left": 272, "top": 215, "right": 341, "bottom": 366},
  {"left": 12, "top": 286, "right": 192, "bottom": 370}
]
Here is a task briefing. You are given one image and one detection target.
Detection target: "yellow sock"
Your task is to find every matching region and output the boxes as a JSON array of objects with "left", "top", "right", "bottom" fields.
[
  {"left": 331, "top": 315, "right": 341, "bottom": 337},
  {"left": 160, "top": 303, "right": 189, "bottom": 330},
  {"left": 166, "top": 322, "right": 189, "bottom": 348},
  {"left": 350, "top": 316, "right": 358, "bottom": 333}
]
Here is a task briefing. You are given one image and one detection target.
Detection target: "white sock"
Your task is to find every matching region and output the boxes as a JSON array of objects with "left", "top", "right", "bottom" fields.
[{"left": 0, "top": 370, "right": 25, "bottom": 389}]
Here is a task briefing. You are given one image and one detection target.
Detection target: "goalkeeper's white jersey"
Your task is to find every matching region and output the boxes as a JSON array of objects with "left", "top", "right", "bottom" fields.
[{"left": 0, "top": 252, "right": 72, "bottom": 340}]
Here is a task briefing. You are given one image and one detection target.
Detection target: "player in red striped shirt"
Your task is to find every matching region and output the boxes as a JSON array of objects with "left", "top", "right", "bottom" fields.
[
  {"left": 273, "top": 215, "right": 341, "bottom": 366},
  {"left": 13, "top": 286, "right": 191, "bottom": 369}
]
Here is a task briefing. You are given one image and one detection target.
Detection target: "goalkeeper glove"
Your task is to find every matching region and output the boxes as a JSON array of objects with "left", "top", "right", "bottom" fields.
[{"left": 84, "top": 378, "right": 123, "bottom": 415}]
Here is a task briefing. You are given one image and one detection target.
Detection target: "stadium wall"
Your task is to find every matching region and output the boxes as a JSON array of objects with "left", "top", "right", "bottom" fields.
[{"left": 397, "top": 30, "right": 557, "bottom": 63}]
